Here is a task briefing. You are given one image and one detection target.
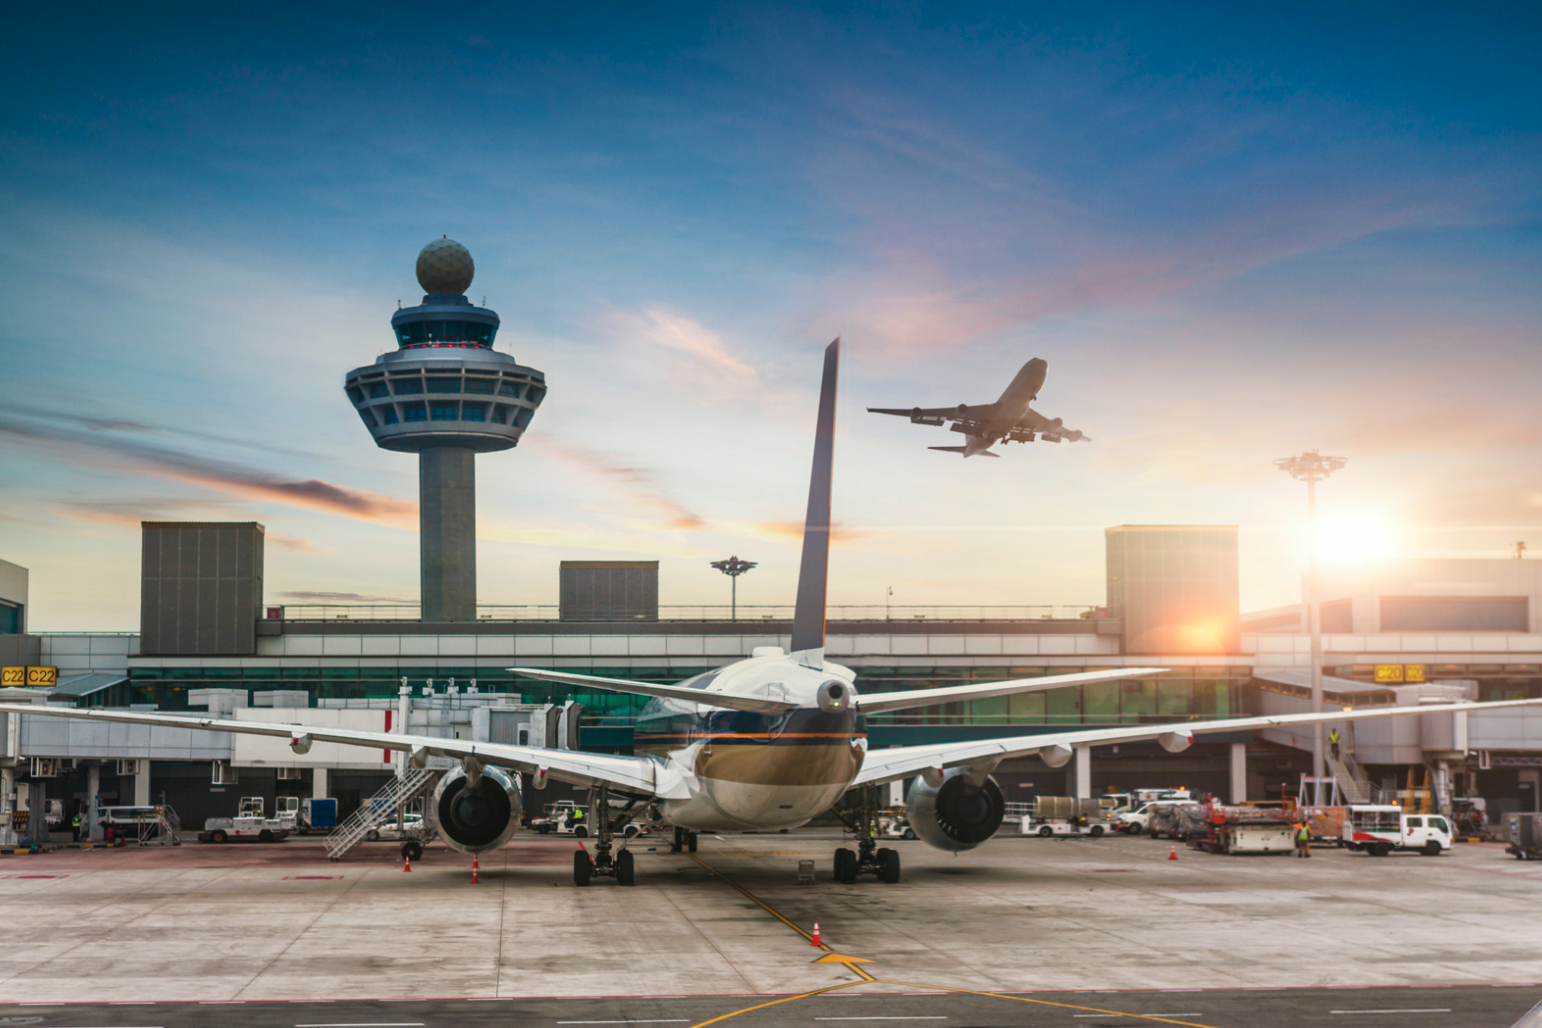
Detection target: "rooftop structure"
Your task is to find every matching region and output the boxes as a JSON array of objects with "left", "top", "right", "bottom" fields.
[{"left": 344, "top": 239, "right": 546, "bottom": 621}]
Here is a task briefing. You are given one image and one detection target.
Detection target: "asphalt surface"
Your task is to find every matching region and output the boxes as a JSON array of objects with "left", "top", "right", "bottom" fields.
[{"left": 2, "top": 985, "right": 1539, "bottom": 1027}]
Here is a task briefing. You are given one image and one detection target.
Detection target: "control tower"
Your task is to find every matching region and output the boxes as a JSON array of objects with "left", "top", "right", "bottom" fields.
[{"left": 345, "top": 239, "right": 546, "bottom": 621}]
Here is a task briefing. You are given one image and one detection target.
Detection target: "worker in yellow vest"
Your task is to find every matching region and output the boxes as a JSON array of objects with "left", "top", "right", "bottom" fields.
[
  {"left": 1329, "top": 727, "right": 1341, "bottom": 761},
  {"left": 1295, "top": 821, "right": 1311, "bottom": 859}
]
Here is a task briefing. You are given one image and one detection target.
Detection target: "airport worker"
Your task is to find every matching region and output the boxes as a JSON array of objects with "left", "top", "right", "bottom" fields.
[
  {"left": 70, "top": 810, "right": 82, "bottom": 842},
  {"left": 1295, "top": 821, "right": 1311, "bottom": 858},
  {"left": 572, "top": 806, "right": 585, "bottom": 827},
  {"left": 1330, "top": 728, "right": 1341, "bottom": 761}
]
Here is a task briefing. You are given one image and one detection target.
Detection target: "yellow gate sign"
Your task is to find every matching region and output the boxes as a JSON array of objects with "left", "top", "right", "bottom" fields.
[
  {"left": 1403, "top": 664, "right": 1426, "bottom": 683},
  {"left": 0, "top": 666, "right": 23, "bottom": 687},
  {"left": 25, "top": 666, "right": 57, "bottom": 687},
  {"left": 1373, "top": 664, "right": 1405, "bottom": 683}
]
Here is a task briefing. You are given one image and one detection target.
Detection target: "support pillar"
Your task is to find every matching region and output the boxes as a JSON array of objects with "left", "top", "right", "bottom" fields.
[
  {"left": 0, "top": 766, "right": 15, "bottom": 846},
  {"left": 1073, "top": 746, "right": 1092, "bottom": 799},
  {"left": 86, "top": 764, "right": 101, "bottom": 840},
  {"left": 312, "top": 767, "right": 329, "bottom": 800},
  {"left": 1230, "top": 742, "right": 1248, "bottom": 804},
  {"left": 134, "top": 761, "right": 151, "bottom": 806},
  {"left": 419, "top": 446, "right": 477, "bottom": 622}
]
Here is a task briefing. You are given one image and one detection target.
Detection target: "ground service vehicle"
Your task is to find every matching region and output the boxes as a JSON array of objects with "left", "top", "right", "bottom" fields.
[
  {"left": 366, "top": 812, "right": 424, "bottom": 842},
  {"left": 1022, "top": 796, "right": 1107, "bottom": 837},
  {"left": 1118, "top": 799, "right": 1196, "bottom": 835},
  {"left": 199, "top": 797, "right": 291, "bottom": 844},
  {"left": 272, "top": 796, "right": 338, "bottom": 834},
  {"left": 877, "top": 812, "right": 918, "bottom": 839},
  {"left": 1343, "top": 805, "right": 1451, "bottom": 856},
  {"left": 1506, "top": 812, "right": 1542, "bottom": 860}
]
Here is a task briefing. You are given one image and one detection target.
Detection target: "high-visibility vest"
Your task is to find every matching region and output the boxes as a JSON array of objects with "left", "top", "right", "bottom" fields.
[
  {"left": 1297, "top": 825, "right": 1310, "bottom": 841},
  {"left": 1330, "top": 730, "right": 1340, "bottom": 744}
]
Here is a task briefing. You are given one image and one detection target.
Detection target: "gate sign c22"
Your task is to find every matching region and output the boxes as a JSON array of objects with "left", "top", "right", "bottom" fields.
[
  {"left": 25, "top": 666, "right": 57, "bottom": 687},
  {"left": 0, "top": 666, "right": 23, "bottom": 686}
]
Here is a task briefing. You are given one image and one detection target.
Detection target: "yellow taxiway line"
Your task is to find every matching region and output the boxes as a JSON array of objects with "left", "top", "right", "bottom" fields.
[{"left": 684, "top": 852, "right": 1222, "bottom": 1028}]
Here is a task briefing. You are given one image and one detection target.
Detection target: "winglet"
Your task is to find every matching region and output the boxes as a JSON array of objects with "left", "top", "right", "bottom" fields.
[{"left": 791, "top": 338, "right": 840, "bottom": 667}]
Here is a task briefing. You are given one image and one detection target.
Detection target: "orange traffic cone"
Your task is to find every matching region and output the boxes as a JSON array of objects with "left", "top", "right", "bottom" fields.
[
  {"left": 471, "top": 855, "right": 480, "bottom": 884},
  {"left": 810, "top": 921, "right": 822, "bottom": 947},
  {"left": 1168, "top": 844, "right": 1178, "bottom": 861},
  {"left": 404, "top": 854, "right": 412, "bottom": 872}
]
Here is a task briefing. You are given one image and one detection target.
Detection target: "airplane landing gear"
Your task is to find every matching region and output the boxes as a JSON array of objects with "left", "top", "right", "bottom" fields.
[
  {"left": 572, "top": 785, "right": 643, "bottom": 887},
  {"left": 668, "top": 826, "right": 698, "bottom": 853},
  {"left": 833, "top": 786, "right": 901, "bottom": 884}
]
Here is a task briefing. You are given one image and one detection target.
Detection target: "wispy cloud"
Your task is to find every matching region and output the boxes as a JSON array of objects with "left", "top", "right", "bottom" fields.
[
  {"left": 0, "top": 415, "right": 414, "bottom": 525},
  {"left": 607, "top": 307, "right": 759, "bottom": 397}
]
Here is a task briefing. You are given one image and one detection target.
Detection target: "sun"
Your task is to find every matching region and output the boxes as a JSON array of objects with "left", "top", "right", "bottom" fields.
[{"left": 1315, "top": 515, "right": 1398, "bottom": 564}]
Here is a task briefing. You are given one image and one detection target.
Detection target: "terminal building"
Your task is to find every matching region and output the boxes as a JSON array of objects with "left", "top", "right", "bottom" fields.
[{"left": 4, "top": 524, "right": 1541, "bottom": 841}]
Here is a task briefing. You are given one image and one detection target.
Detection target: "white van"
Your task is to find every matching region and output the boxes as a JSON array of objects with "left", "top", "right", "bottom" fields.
[
  {"left": 1343, "top": 806, "right": 1452, "bottom": 856},
  {"left": 1116, "top": 799, "right": 1193, "bottom": 835}
]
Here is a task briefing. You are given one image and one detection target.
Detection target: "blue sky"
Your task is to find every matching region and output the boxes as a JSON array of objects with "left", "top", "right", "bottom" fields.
[{"left": 2, "top": 4, "right": 1539, "bottom": 629}]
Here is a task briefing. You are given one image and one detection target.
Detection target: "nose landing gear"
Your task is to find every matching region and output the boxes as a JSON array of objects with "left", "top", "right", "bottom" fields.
[
  {"left": 833, "top": 786, "right": 901, "bottom": 884},
  {"left": 571, "top": 785, "right": 644, "bottom": 887}
]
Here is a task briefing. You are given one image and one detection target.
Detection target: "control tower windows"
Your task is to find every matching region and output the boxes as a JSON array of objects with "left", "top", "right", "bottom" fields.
[
  {"left": 393, "top": 378, "right": 424, "bottom": 395},
  {"left": 346, "top": 385, "right": 365, "bottom": 403},
  {"left": 368, "top": 382, "right": 391, "bottom": 398},
  {"left": 358, "top": 408, "right": 377, "bottom": 428},
  {"left": 464, "top": 378, "right": 496, "bottom": 394},
  {"left": 426, "top": 378, "right": 461, "bottom": 393},
  {"left": 492, "top": 403, "right": 510, "bottom": 424},
  {"left": 395, "top": 320, "right": 497, "bottom": 346},
  {"left": 528, "top": 384, "right": 547, "bottom": 405},
  {"left": 403, "top": 402, "right": 428, "bottom": 422},
  {"left": 380, "top": 406, "right": 400, "bottom": 425},
  {"left": 462, "top": 404, "right": 488, "bottom": 422},
  {"left": 430, "top": 403, "right": 459, "bottom": 421},
  {"left": 498, "top": 382, "right": 523, "bottom": 398}
]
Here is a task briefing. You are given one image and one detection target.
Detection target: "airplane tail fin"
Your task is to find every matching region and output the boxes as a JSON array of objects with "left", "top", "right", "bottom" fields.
[
  {"left": 791, "top": 339, "right": 840, "bottom": 667},
  {"left": 928, "top": 445, "right": 999, "bottom": 458}
]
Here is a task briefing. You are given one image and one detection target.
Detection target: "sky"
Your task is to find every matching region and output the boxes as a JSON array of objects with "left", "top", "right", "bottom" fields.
[{"left": 2, "top": 3, "right": 1540, "bottom": 630}]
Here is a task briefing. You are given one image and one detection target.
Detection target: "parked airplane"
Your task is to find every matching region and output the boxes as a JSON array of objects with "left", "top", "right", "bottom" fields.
[
  {"left": 5, "top": 340, "right": 1540, "bottom": 889},
  {"left": 868, "top": 357, "right": 1089, "bottom": 457}
]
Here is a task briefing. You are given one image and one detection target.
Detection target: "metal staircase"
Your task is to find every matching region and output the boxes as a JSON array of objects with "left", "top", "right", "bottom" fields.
[
  {"left": 143, "top": 804, "right": 181, "bottom": 846},
  {"left": 325, "top": 768, "right": 440, "bottom": 861},
  {"left": 1324, "top": 755, "right": 1374, "bottom": 804}
]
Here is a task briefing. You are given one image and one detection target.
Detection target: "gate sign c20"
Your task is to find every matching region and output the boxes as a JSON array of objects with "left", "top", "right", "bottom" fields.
[
  {"left": 25, "top": 666, "right": 57, "bottom": 687},
  {"left": 1373, "top": 664, "right": 1404, "bottom": 683},
  {"left": 0, "top": 666, "right": 23, "bottom": 686}
]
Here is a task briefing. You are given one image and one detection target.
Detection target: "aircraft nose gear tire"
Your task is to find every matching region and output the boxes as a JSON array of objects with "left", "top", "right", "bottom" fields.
[
  {"left": 400, "top": 840, "right": 423, "bottom": 863},
  {"left": 834, "top": 847, "right": 858, "bottom": 883},
  {"left": 574, "top": 849, "right": 592, "bottom": 887},
  {"left": 568, "top": 784, "right": 646, "bottom": 886},
  {"left": 877, "top": 847, "right": 901, "bottom": 883},
  {"left": 687, "top": 831, "right": 698, "bottom": 853}
]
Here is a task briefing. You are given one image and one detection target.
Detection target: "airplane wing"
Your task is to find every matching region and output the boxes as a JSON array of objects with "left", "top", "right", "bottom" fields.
[
  {"left": 851, "top": 697, "right": 1542, "bottom": 786},
  {"left": 868, "top": 403, "right": 998, "bottom": 435},
  {"left": 0, "top": 703, "right": 658, "bottom": 793},
  {"left": 1015, "top": 408, "right": 1090, "bottom": 442},
  {"left": 508, "top": 668, "right": 798, "bottom": 714},
  {"left": 856, "top": 667, "right": 1167, "bottom": 715}
]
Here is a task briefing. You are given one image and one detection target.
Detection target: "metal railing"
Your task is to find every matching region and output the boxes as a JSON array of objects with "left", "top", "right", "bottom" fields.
[
  {"left": 324, "top": 767, "right": 439, "bottom": 861},
  {"left": 270, "top": 604, "right": 1102, "bottom": 624}
]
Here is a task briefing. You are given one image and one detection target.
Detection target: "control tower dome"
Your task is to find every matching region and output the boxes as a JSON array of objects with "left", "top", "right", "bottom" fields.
[{"left": 345, "top": 239, "right": 547, "bottom": 621}]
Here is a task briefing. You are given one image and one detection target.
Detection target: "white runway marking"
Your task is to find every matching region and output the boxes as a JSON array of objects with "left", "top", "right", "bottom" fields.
[{"left": 1328, "top": 1011, "right": 1453, "bottom": 1016}]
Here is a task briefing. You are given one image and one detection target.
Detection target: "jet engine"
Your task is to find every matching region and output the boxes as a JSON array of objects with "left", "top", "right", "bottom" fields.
[
  {"left": 905, "top": 767, "right": 1005, "bottom": 852},
  {"left": 430, "top": 764, "right": 521, "bottom": 854}
]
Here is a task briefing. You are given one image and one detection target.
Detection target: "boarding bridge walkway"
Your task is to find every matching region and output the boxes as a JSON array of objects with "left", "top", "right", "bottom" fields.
[{"left": 325, "top": 767, "right": 440, "bottom": 861}]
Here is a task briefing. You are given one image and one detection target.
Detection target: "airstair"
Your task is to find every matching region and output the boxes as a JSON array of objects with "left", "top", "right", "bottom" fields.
[
  {"left": 325, "top": 767, "right": 440, "bottom": 861},
  {"left": 142, "top": 804, "right": 181, "bottom": 846},
  {"left": 1322, "top": 754, "right": 1375, "bottom": 804}
]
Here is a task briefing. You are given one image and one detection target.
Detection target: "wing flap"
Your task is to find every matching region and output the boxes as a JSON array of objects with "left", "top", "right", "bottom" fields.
[
  {"left": 856, "top": 667, "right": 1168, "bottom": 715},
  {"left": 851, "top": 697, "right": 1542, "bottom": 787},
  {"left": 0, "top": 703, "right": 657, "bottom": 793},
  {"left": 508, "top": 667, "right": 798, "bottom": 714}
]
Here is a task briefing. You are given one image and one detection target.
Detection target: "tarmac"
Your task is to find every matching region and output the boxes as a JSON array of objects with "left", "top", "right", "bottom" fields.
[{"left": 0, "top": 828, "right": 1538, "bottom": 1026}]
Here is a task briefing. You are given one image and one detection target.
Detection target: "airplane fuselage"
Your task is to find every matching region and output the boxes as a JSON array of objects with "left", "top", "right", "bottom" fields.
[
  {"left": 967, "top": 357, "right": 1047, "bottom": 455},
  {"left": 631, "top": 655, "right": 865, "bottom": 831}
]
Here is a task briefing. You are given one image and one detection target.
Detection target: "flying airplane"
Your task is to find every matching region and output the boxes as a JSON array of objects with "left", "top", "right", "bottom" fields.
[
  {"left": 868, "top": 357, "right": 1089, "bottom": 457},
  {"left": 5, "top": 340, "right": 1540, "bottom": 890}
]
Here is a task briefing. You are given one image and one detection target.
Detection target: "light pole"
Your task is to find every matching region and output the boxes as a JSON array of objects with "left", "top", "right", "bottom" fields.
[
  {"left": 711, "top": 556, "right": 757, "bottom": 621},
  {"left": 1275, "top": 450, "right": 1347, "bottom": 784}
]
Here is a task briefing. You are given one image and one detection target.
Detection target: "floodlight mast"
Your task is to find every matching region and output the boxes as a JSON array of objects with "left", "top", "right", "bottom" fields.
[
  {"left": 1275, "top": 450, "right": 1347, "bottom": 782},
  {"left": 710, "top": 556, "right": 757, "bottom": 622}
]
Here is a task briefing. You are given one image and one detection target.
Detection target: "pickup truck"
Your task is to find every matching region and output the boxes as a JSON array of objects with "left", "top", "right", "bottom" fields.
[{"left": 1342, "top": 805, "right": 1451, "bottom": 856}]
